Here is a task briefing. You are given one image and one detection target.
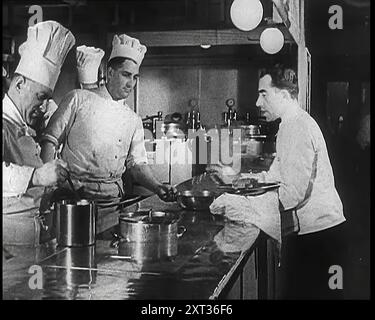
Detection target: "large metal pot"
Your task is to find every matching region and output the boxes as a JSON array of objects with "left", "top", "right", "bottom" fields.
[
  {"left": 55, "top": 199, "right": 96, "bottom": 247},
  {"left": 111, "top": 210, "right": 186, "bottom": 262}
]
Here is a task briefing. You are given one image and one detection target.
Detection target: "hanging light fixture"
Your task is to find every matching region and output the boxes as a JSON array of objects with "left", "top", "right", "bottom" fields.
[
  {"left": 200, "top": 44, "right": 212, "bottom": 49},
  {"left": 260, "top": 27, "right": 284, "bottom": 54},
  {"left": 230, "top": 0, "right": 263, "bottom": 32}
]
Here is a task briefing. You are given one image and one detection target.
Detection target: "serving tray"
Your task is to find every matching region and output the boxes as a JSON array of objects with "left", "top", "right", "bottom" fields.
[{"left": 217, "top": 182, "right": 280, "bottom": 196}]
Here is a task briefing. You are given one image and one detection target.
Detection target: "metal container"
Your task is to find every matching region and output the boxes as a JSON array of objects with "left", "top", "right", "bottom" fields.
[
  {"left": 176, "top": 190, "right": 215, "bottom": 211},
  {"left": 111, "top": 210, "right": 186, "bottom": 262},
  {"left": 240, "top": 124, "right": 261, "bottom": 138},
  {"left": 242, "top": 137, "right": 264, "bottom": 156},
  {"left": 55, "top": 199, "right": 96, "bottom": 247},
  {"left": 240, "top": 124, "right": 266, "bottom": 157}
]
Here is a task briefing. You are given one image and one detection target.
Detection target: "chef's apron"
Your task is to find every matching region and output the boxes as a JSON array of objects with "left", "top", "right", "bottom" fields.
[
  {"left": 64, "top": 175, "right": 125, "bottom": 230},
  {"left": 3, "top": 118, "right": 46, "bottom": 246}
]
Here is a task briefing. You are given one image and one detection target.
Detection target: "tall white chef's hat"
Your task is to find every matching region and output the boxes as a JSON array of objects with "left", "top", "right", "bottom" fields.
[
  {"left": 76, "top": 45, "right": 105, "bottom": 85},
  {"left": 15, "top": 20, "right": 75, "bottom": 91},
  {"left": 108, "top": 34, "right": 147, "bottom": 66}
]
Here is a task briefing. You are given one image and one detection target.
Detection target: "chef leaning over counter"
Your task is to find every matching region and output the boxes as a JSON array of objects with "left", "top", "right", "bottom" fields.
[
  {"left": 2, "top": 21, "right": 76, "bottom": 245},
  {"left": 254, "top": 64, "right": 346, "bottom": 299},
  {"left": 209, "top": 64, "right": 347, "bottom": 300},
  {"left": 40, "top": 33, "right": 176, "bottom": 214}
]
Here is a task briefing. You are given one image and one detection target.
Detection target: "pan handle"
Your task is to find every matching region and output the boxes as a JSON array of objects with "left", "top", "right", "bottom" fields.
[
  {"left": 97, "top": 195, "right": 142, "bottom": 209},
  {"left": 177, "top": 226, "right": 187, "bottom": 238}
]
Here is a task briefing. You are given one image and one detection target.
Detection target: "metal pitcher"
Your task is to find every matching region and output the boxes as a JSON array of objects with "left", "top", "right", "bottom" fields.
[{"left": 55, "top": 199, "right": 96, "bottom": 247}]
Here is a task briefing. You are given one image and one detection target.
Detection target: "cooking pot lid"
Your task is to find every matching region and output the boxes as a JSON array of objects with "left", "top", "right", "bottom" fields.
[
  {"left": 119, "top": 210, "right": 179, "bottom": 224},
  {"left": 56, "top": 199, "right": 93, "bottom": 206}
]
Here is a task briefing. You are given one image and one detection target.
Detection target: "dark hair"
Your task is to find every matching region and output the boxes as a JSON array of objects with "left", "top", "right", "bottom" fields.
[
  {"left": 107, "top": 56, "right": 137, "bottom": 70},
  {"left": 259, "top": 64, "right": 299, "bottom": 100}
]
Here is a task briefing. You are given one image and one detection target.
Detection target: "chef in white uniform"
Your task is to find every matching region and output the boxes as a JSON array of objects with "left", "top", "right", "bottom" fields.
[
  {"left": 255, "top": 65, "right": 346, "bottom": 299},
  {"left": 2, "top": 21, "right": 75, "bottom": 245},
  {"left": 40, "top": 34, "right": 176, "bottom": 216}
]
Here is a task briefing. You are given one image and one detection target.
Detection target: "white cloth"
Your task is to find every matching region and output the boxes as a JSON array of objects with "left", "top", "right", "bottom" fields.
[
  {"left": 15, "top": 20, "right": 75, "bottom": 90},
  {"left": 76, "top": 45, "right": 105, "bottom": 85},
  {"left": 210, "top": 191, "right": 281, "bottom": 243},
  {"left": 3, "top": 163, "right": 34, "bottom": 198},
  {"left": 213, "top": 221, "right": 260, "bottom": 253},
  {"left": 109, "top": 34, "right": 147, "bottom": 65},
  {"left": 264, "top": 107, "right": 345, "bottom": 235}
]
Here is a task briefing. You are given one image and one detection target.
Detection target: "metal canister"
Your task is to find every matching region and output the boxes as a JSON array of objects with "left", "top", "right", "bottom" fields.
[
  {"left": 244, "top": 137, "right": 263, "bottom": 156},
  {"left": 55, "top": 199, "right": 96, "bottom": 247}
]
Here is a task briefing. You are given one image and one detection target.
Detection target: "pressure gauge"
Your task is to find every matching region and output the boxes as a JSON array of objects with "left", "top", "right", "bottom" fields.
[{"left": 226, "top": 98, "right": 235, "bottom": 108}]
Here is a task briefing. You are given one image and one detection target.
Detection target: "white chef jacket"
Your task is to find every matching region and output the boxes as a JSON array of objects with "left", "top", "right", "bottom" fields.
[
  {"left": 3, "top": 94, "right": 45, "bottom": 246},
  {"left": 41, "top": 86, "right": 148, "bottom": 199},
  {"left": 2, "top": 94, "right": 38, "bottom": 198},
  {"left": 265, "top": 107, "right": 346, "bottom": 235}
]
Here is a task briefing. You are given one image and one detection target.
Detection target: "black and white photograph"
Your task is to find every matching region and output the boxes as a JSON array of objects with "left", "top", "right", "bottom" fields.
[{"left": 2, "top": 0, "right": 370, "bottom": 303}]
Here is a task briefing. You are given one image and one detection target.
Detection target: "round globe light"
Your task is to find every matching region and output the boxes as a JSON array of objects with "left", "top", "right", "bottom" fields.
[
  {"left": 230, "top": 0, "right": 263, "bottom": 32},
  {"left": 260, "top": 27, "right": 284, "bottom": 54}
]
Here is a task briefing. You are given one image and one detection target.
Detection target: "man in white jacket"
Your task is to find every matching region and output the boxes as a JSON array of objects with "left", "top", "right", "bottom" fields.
[
  {"left": 3, "top": 21, "right": 75, "bottom": 246},
  {"left": 255, "top": 64, "right": 346, "bottom": 299}
]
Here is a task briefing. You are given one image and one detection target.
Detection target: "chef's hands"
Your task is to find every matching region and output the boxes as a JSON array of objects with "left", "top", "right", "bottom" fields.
[
  {"left": 31, "top": 159, "right": 69, "bottom": 187},
  {"left": 243, "top": 171, "right": 267, "bottom": 183},
  {"left": 206, "top": 164, "right": 271, "bottom": 185},
  {"left": 206, "top": 163, "right": 238, "bottom": 176},
  {"left": 206, "top": 163, "right": 239, "bottom": 185},
  {"left": 156, "top": 183, "right": 178, "bottom": 202}
]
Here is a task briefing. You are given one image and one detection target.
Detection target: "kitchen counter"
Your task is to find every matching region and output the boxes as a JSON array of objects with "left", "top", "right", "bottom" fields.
[{"left": 3, "top": 170, "right": 280, "bottom": 300}]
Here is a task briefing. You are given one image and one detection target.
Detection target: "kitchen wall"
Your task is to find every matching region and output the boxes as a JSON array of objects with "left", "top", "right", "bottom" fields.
[{"left": 133, "top": 64, "right": 260, "bottom": 128}]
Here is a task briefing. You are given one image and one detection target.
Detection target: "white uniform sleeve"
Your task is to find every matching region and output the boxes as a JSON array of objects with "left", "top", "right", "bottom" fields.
[
  {"left": 2, "top": 162, "right": 35, "bottom": 197},
  {"left": 125, "top": 116, "right": 148, "bottom": 168},
  {"left": 264, "top": 156, "right": 281, "bottom": 182},
  {"left": 273, "top": 122, "right": 315, "bottom": 211},
  {"left": 41, "top": 90, "right": 78, "bottom": 147}
]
